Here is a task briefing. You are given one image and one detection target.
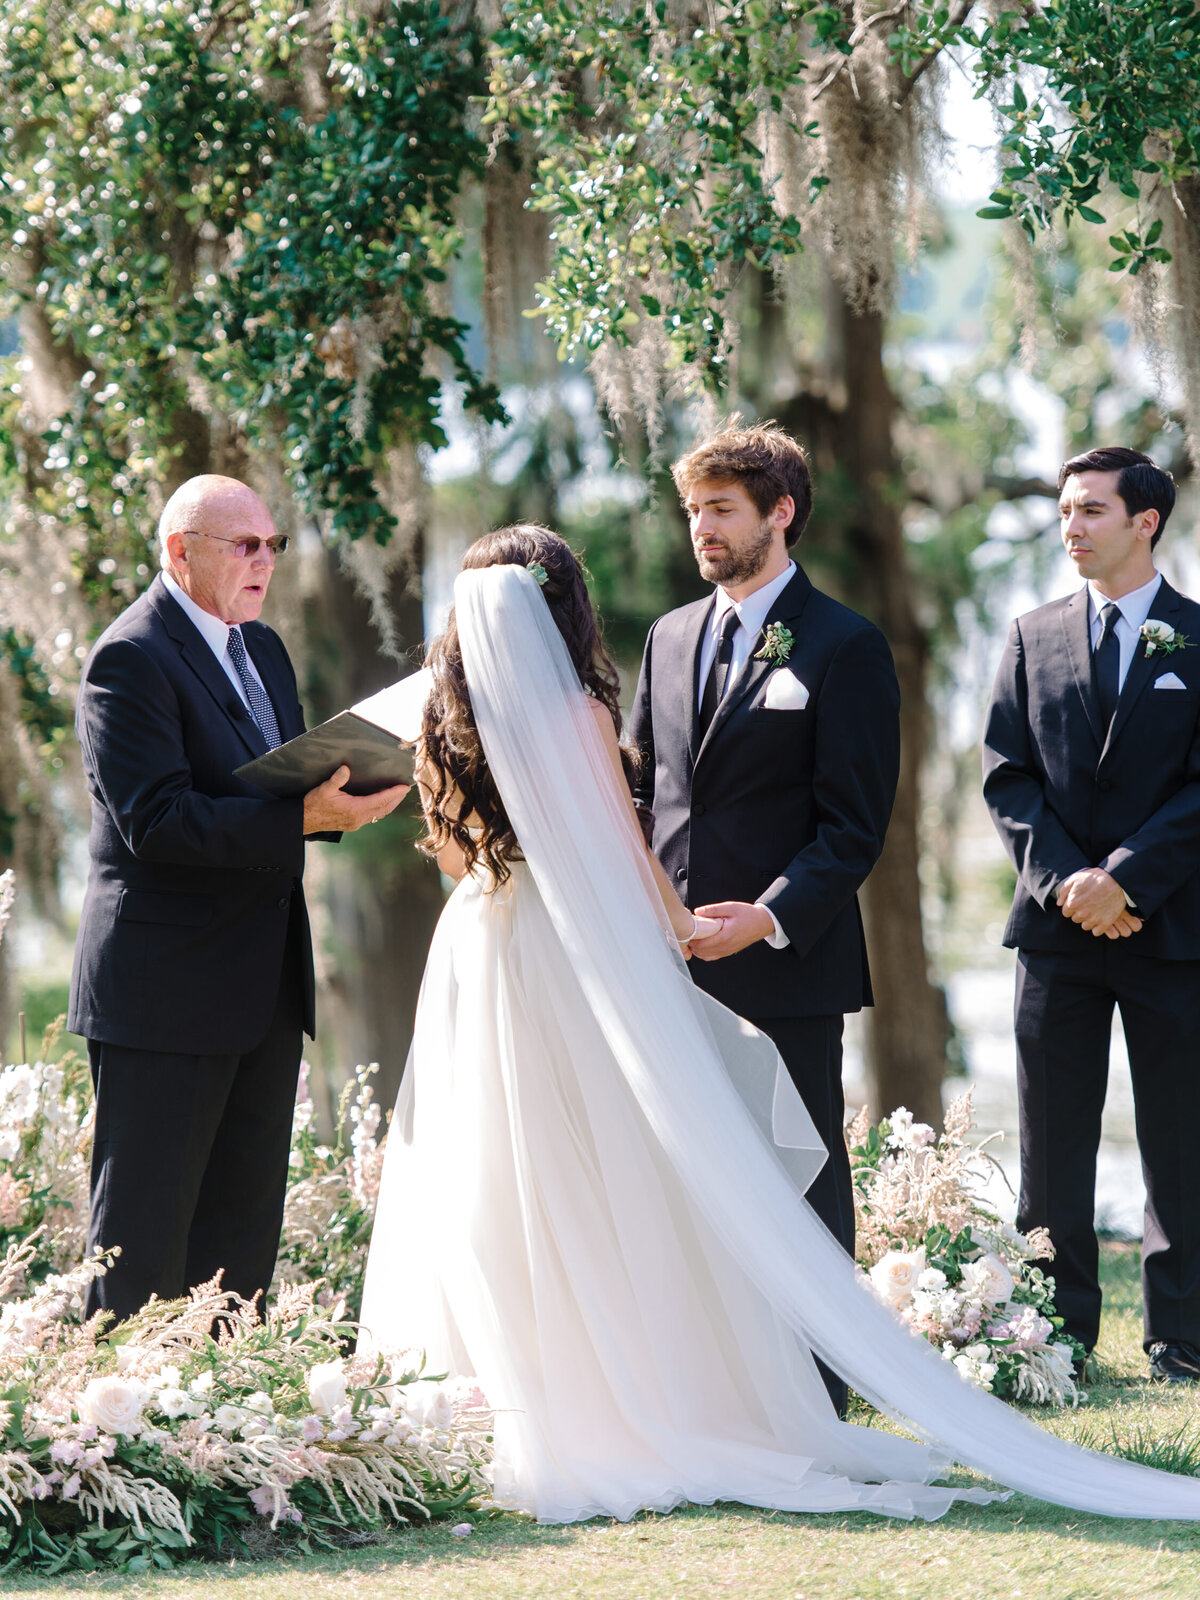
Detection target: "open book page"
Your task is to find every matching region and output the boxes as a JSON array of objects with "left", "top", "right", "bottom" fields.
[{"left": 351, "top": 667, "right": 433, "bottom": 745}]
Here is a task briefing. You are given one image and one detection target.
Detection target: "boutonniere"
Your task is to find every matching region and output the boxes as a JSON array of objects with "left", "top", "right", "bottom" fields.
[
  {"left": 1141, "top": 620, "right": 1192, "bottom": 656},
  {"left": 755, "top": 622, "right": 794, "bottom": 668}
]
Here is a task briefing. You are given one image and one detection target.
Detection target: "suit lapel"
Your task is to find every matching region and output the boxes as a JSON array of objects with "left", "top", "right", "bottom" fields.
[
  {"left": 1060, "top": 587, "right": 1104, "bottom": 750},
  {"left": 149, "top": 578, "right": 267, "bottom": 760},
  {"left": 1102, "top": 578, "right": 1182, "bottom": 758},
  {"left": 698, "top": 566, "right": 814, "bottom": 759},
  {"left": 679, "top": 595, "right": 715, "bottom": 768}
]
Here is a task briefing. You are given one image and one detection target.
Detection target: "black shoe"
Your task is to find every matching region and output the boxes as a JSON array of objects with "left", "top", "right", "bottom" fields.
[{"left": 1148, "top": 1341, "right": 1200, "bottom": 1383}]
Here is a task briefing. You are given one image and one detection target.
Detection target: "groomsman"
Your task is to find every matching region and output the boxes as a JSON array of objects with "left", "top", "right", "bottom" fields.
[
  {"left": 983, "top": 446, "right": 1200, "bottom": 1382},
  {"left": 630, "top": 420, "right": 901, "bottom": 1413}
]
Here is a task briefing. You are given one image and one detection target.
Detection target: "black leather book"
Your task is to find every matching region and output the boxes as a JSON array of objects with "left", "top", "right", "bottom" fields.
[{"left": 235, "top": 669, "right": 429, "bottom": 798}]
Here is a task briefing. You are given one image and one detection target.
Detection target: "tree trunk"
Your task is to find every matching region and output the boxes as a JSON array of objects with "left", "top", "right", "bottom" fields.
[
  {"left": 779, "top": 294, "right": 947, "bottom": 1125},
  {"left": 292, "top": 536, "right": 444, "bottom": 1111}
]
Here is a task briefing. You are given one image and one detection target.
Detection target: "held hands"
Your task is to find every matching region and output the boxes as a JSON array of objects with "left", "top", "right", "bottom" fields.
[
  {"left": 303, "top": 766, "right": 410, "bottom": 836},
  {"left": 687, "top": 901, "right": 776, "bottom": 960},
  {"left": 1055, "top": 868, "right": 1143, "bottom": 939}
]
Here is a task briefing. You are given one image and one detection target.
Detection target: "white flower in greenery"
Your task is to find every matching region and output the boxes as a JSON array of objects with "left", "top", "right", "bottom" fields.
[
  {"left": 961, "top": 1253, "right": 1015, "bottom": 1307},
  {"left": 953, "top": 1343, "right": 999, "bottom": 1391},
  {"left": 0, "top": 1128, "right": 19, "bottom": 1162},
  {"left": 147, "top": 1364, "right": 182, "bottom": 1392},
  {"left": 307, "top": 1360, "right": 348, "bottom": 1417},
  {"left": 245, "top": 1391, "right": 275, "bottom": 1417},
  {"left": 155, "top": 1388, "right": 189, "bottom": 1419},
  {"left": 212, "top": 1404, "right": 248, "bottom": 1434},
  {"left": 403, "top": 1381, "right": 454, "bottom": 1430},
  {"left": 78, "top": 1375, "right": 146, "bottom": 1436},
  {"left": 188, "top": 1371, "right": 214, "bottom": 1397},
  {"left": 916, "top": 1268, "right": 947, "bottom": 1292},
  {"left": 885, "top": 1107, "right": 935, "bottom": 1151},
  {"left": 868, "top": 1248, "right": 925, "bottom": 1308}
]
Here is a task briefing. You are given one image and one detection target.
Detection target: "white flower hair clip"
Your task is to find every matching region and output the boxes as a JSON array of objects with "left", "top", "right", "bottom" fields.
[{"left": 526, "top": 560, "right": 549, "bottom": 587}]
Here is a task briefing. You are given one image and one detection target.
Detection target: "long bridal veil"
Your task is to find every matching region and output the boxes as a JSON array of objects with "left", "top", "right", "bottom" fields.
[{"left": 363, "top": 563, "right": 1200, "bottom": 1522}]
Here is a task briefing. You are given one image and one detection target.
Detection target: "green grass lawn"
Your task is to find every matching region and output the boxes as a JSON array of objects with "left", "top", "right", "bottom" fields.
[{"left": 11, "top": 1242, "right": 1200, "bottom": 1599}]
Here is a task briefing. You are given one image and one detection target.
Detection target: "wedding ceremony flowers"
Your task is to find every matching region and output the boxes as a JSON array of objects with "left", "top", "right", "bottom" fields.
[
  {"left": 0, "top": 1242, "right": 492, "bottom": 1574},
  {"left": 848, "top": 1093, "right": 1082, "bottom": 1407}
]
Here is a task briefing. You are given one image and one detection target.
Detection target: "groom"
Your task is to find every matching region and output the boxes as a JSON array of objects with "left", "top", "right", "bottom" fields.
[
  {"left": 983, "top": 445, "right": 1200, "bottom": 1383},
  {"left": 630, "top": 418, "right": 901, "bottom": 1309}
]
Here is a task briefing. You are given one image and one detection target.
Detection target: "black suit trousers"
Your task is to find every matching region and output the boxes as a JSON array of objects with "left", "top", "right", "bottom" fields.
[
  {"left": 748, "top": 1012, "right": 851, "bottom": 1415},
  {"left": 83, "top": 906, "right": 306, "bottom": 1323},
  {"left": 1014, "top": 944, "right": 1200, "bottom": 1353}
]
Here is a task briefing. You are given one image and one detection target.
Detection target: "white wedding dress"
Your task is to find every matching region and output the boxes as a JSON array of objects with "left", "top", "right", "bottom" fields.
[{"left": 360, "top": 564, "right": 1200, "bottom": 1524}]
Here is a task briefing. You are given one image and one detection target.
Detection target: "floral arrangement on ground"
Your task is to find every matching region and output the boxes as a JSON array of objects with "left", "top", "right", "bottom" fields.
[
  {"left": 848, "top": 1093, "right": 1084, "bottom": 1407},
  {"left": 0, "top": 871, "right": 493, "bottom": 1573},
  {"left": 0, "top": 1245, "right": 491, "bottom": 1574}
]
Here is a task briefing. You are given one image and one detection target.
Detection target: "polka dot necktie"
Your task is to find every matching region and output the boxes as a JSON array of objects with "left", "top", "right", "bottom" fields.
[{"left": 226, "top": 625, "right": 282, "bottom": 749}]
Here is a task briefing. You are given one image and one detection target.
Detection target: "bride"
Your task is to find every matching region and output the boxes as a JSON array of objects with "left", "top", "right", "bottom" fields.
[{"left": 360, "top": 524, "right": 1200, "bottom": 1524}]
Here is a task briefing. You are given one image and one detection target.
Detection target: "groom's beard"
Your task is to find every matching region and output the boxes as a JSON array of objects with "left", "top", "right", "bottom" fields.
[{"left": 694, "top": 517, "right": 776, "bottom": 587}]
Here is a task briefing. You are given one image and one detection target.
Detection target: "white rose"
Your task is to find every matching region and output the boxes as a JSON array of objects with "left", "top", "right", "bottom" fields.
[
  {"left": 245, "top": 1391, "right": 274, "bottom": 1416},
  {"left": 916, "top": 1268, "right": 947, "bottom": 1292},
  {"left": 78, "top": 1375, "right": 146, "bottom": 1436},
  {"left": 961, "top": 1253, "right": 1015, "bottom": 1307},
  {"left": 868, "top": 1248, "right": 926, "bottom": 1308},
  {"left": 1142, "top": 620, "right": 1176, "bottom": 654},
  {"left": 403, "top": 1381, "right": 454, "bottom": 1430},
  {"left": 307, "top": 1361, "right": 348, "bottom": 1418}
]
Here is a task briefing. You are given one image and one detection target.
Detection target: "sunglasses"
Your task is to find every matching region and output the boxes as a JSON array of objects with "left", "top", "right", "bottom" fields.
[{"left": 185, "top": 531, "right": 290, "bottom": 558}]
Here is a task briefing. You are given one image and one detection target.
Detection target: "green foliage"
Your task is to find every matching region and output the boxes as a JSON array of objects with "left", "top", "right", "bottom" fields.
[
  {"left": 489, "top": 0, "right": 820, "bottom": 377},
  {"left": 970, "top": 0, "right": 1200, "bottom": 267},
  {"left": 0, "top": 0, "right": 504, "bottom": 556}
]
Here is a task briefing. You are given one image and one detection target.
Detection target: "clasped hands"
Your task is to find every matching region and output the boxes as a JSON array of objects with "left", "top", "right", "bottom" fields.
[
  {"left": 303, "top": 765, "right": 410, "bottom": 835},
  {"left": 680, "top": 901, "right": 776, "bottom": 960},
  {"left": 1055, "top": 868, "right": 1142, "bottom": 939}
]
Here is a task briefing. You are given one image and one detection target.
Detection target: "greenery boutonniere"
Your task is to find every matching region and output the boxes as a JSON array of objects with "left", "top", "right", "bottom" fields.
[
  {"left": 1140, "top": 619, "right": 1192, "bottom": 656},
  {"left": 755, "top": 621, "right": 794, "bottom": 668},
  {"left": 526, "top": 560, "right": 549, "bottom": 586}
]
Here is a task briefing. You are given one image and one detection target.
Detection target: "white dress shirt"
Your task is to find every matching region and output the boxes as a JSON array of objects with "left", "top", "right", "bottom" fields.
[
  {"left": 697, "top": 561, "right": 797, "bottom": 711},
  {"left": 696, "top": 561, "right": 797, "bottom": 950},
  {"left": 1087, "top": 572, "right": 1162, "bottom": 690},
  {"left": 161, "top": 571, "right": 268, "bottom": 708}
]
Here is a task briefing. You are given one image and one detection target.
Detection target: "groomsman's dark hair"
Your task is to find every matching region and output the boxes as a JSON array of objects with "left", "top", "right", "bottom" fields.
[
  {"left": 673, "top": 416, "right": 813, "bottom": 544},
  {"left": 1059, "top": 446, "right": 1176, "bottom": 549}
]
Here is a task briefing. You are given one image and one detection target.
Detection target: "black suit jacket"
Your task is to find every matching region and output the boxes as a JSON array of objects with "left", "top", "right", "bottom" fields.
[
  {"left": 982, "top": 578, "right": 1200, "bottom": 958},
  {"left": 629, "top": 566, "right": 901, "bottom": 1018},
  {"left": 68, "top": 575, "right": 319, "bottom": 1054}
]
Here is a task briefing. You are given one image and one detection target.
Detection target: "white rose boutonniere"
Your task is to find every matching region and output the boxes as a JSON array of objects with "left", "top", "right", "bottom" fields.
[{"left": 1141, "top": 620, "right": 1192, "bottom": 656}]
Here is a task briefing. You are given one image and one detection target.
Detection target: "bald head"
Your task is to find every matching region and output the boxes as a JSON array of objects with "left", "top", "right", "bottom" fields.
[
  {"left": 158, "top": 476, "right": 271, "bottom": 570},
  {"left": 158, "top": 475, "right": 279, "bottom": 624}
]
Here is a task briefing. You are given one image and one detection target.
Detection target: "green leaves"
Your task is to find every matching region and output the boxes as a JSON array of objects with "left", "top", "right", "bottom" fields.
[
  {"left": 970, "top": 0, "right": 1200, "bottom": 273},
  {"left": 0, "top": 0, "right": 503, "bottom": 549}
]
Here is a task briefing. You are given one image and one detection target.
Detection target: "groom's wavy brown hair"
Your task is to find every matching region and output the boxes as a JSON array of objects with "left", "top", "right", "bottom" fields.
[{"left": 419, "top": 524, "right": 625, "bottom": 886}]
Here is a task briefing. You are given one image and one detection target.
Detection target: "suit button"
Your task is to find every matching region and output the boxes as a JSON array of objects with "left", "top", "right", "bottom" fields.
[
  {"left": 692, "top": 801, "right": 706, "bottom": 817},
  {"left": 1098, "top": 778, "right": 1113, "bottom": 793},
  {"left": 277, "top": 896, "right": 289, "bottom": 909},
  {"left": 676, "top": 867, "right": 686, "bottom": 881}
]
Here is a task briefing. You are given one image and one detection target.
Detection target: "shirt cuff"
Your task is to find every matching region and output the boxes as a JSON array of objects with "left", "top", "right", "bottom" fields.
[{"left": 759, "top": 903, "right": 790, "bottom": 949}]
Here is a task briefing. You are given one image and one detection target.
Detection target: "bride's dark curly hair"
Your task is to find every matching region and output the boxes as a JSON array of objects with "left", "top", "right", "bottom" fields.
[{"left": 419, "top": 524, "right": 626, "bottom": 885}]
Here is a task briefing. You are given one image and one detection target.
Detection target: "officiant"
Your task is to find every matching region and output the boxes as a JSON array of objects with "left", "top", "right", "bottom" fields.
[{"left": 68, "top": 474, "right": 409, "bottom": 1323}]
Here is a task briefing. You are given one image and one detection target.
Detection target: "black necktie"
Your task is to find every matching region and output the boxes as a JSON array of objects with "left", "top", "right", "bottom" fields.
[
  {"left": 227, "top": 626, "right": 282, "bottom": 749},
  {"left": 1093, "top": 601, "right": 1121, "bottom": 729},
  {"left": 699, "top": 608, "right": 740, "bottom": 736}
]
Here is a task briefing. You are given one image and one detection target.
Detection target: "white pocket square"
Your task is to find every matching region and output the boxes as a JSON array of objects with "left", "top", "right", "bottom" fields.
[
  {"left": 1154, "top": 672, "right": 1187, "bottom": 690},
  {"left": 763, "top": 670, "right": 810, "bottom": 711}
]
